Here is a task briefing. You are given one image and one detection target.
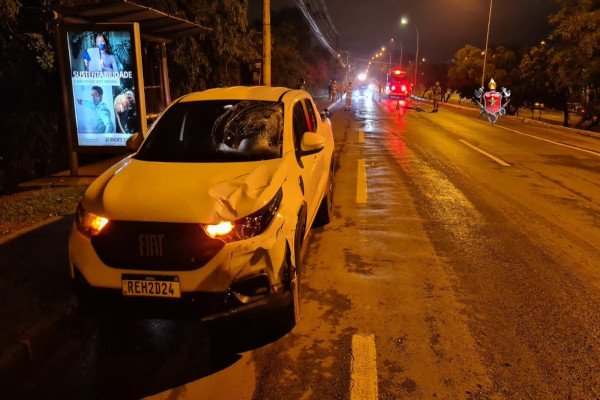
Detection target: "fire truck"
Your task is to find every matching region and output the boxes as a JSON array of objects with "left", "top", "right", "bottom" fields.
[{"left": 384, "top": 68, "right": 411, "bottom": 105}]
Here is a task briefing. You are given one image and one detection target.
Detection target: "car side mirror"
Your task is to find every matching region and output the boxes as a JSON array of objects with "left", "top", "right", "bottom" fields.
[
  {"left": 320, "top": 108, "right": 329, "bottom": 121},
  {"left": 300, "top": 132, "right": 326, "bottom": 155},
  {"left": 126, "top": 132, "right": 143, "bottom": 152}
]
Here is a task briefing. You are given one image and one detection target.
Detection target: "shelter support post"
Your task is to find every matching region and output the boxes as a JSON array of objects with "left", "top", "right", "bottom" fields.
[
  {"left": 160, "top": 43, "right": 171, "bottom": 106},
  {"left": 55, "top": 20, "right": 78, "bottom": 176}
]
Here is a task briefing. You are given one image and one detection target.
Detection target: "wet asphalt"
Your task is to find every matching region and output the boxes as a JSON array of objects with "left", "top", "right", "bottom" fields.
[{"left": 3, "top": 92, "right": 600, "bottom": 399}]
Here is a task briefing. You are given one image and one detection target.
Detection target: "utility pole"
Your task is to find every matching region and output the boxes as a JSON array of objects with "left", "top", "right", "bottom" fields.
[
  {"left": 345, "top": 51, "right": 350, "bottom": 86},
  {"left": 481, "top": 0, "right": 493, "bottom": 88},
  {"left": 262, "top": 0, "right": 271, "bottom": 86}
]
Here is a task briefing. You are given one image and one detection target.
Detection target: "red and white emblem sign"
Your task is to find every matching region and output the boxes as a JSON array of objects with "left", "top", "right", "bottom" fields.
[{"left": 484, "top": 91, "right": 502, "bottom": 114}]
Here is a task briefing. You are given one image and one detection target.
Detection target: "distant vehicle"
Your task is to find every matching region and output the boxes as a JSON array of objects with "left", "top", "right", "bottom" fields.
[
  {"left": 69, "top": 86, "right": 335, "bottom": 326},
  {"left": 567, "top": 102, "right": 586, "bottom": 116},
  {"left": 385, "top": 68, "right": 411, "bottom": 105}
]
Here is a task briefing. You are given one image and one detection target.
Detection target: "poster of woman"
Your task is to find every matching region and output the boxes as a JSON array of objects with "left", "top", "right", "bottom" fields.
[{"left": 67, "top": 28, "right": 139, "bottom": 146}]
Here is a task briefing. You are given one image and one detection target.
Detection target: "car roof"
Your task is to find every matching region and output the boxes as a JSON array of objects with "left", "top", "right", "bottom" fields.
[{"left": 179, "top": 86, "right": 302, "bottom": 103}]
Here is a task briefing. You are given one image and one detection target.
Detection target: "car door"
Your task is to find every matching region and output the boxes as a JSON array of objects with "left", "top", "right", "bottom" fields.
[
  {"left": 292, "top": 99, "right": 320, "bottom": 223},
  {"left": 303, "top": 98, "right": 329, "bottom": 209}
]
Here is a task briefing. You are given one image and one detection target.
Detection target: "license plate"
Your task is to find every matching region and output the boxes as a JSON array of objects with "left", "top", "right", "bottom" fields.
[{"left": 122, "top": 274, "right": 181, "bottom": 299}]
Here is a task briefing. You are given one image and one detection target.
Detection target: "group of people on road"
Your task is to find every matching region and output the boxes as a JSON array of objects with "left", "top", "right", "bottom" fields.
[{"left": 327, "top": 80, "right": 354, "bottom": 111}]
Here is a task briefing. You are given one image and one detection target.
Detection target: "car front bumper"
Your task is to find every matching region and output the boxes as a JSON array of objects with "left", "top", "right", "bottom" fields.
[{"left": 68, "top": 213, "right": 292, "bottom": 320}]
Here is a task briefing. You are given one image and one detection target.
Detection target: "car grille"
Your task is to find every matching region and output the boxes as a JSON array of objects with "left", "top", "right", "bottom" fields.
[{"left": 91, "top": 221, "right": 224, "bottom": 271}]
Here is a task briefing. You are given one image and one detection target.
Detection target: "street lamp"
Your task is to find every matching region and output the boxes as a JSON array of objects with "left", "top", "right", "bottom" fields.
[
  {"left": 481, "top": 0, "right": 493, "bottom": 88},
  {"left": 401, "top": 17, "right": 419, "bottom": 94}
]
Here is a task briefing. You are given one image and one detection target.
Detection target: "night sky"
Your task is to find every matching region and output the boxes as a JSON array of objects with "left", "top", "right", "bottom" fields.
[{"left": 250, "top": 0, "right": 558, "bottom": 64}]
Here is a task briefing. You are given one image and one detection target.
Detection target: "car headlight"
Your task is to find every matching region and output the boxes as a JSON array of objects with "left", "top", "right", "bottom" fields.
[
  {"left": 203, "top": 188, "right": 283, "bottom": 242},
  {"left": 76, "top": 203, "right": 109, "bottom": 237}
]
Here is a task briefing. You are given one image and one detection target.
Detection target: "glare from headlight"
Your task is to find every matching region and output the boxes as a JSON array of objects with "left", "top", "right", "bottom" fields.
[
  {"left": 77, "top": 203, "right": 109, "bottom": 237},
  {"left": 205, "top": 221, "right": 234, "bottom": 238},
  {"left": 202, "top": 188, "right": 283, "bottom": 242}
]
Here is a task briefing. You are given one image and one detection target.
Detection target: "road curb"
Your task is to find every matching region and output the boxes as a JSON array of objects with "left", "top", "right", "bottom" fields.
[
  {"left": 0, "top": 216, "right": 64, "bottom": 246},
  {"left": 439, "top": 101, "right": 600, "bottom": 139}
]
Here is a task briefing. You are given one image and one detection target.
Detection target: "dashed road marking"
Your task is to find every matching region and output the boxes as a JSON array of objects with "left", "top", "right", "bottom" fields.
[
  {"left": 359, "top": 130, "right": 365, "bottom": 143},
  {"left": 356, "top": 159, "right": 368, "bottom": 204},
  {"left": 351, "top": 334, "right": 378, "bottom": 400},
  {"left": 459, "top": 139, "right": 511, "bottom": 167}
]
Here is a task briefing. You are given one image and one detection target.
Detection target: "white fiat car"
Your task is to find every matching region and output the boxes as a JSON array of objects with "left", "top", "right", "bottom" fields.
[{"left": 69, "top": 86, "right": 334, "bottom": 325}]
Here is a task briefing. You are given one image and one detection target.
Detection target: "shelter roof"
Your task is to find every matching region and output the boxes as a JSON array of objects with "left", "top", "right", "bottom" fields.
[{"left": 60, "top": 0, "right": 210, "bottom": 43}]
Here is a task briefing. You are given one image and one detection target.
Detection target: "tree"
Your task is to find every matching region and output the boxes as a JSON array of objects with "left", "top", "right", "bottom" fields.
[
  {"left": 0, "top": 0, "right": 66, "bottom": 193},
  {"left": 144, "top": 0, "right": 259, "bottom": 94},
  {"left": 447, "top": 45, "right": 485, "bottom": 102},
  {"left": 521, "top": 0, "right": 600, "bottom": 127}
]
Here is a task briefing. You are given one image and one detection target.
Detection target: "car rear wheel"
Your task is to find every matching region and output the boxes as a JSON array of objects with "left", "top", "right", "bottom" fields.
[{"left": 313, "top": 167, "right": 334, "bottom": 227}]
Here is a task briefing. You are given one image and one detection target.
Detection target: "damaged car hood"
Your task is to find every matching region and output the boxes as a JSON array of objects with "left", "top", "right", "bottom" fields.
[{"left": 83, "top": 156, "right": 288, "bottom": 224}]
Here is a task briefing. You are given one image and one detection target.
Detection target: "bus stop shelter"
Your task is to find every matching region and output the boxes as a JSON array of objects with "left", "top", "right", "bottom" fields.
[{"left": 57, "top": 1, "right": 210, "bottom": 175}]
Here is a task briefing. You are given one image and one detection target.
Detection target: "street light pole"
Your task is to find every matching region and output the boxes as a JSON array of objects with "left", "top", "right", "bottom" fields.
[
  {"left": 399, "top": 42, "right": 403, "bottom": 70},
  {"left": 382, "top": 47, "right": 391, "bottom": 72},
  {"left": 481, "top": 0, "right": 493, "bottom": 88},
  {"left": 390, "top": 38, "right": 403, "bottom": 69},
  {"left": 401, "top": 17, "right": 419, "bottom": 94}
]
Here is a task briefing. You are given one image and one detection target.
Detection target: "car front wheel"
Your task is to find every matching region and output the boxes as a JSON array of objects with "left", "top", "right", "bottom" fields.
[{"left": 313, "top": 167, "right": 334, "bottom": 227}]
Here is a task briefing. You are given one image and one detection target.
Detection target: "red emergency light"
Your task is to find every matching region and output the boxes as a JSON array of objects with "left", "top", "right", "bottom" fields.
[
  {"left": 391, "top": 85, "right": 396, "bottom": 90},
  {"left": 393, "top": 69, "right": 402, "bottom": 75},
  {"left": 401, "top": 85, "right": 407, "bottom": 92}
]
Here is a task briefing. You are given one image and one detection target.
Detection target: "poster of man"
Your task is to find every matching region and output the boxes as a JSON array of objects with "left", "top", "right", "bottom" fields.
[
  {"left": 67, "top": 29, "right": 139, "bottom": 146},
  {"left": 74, "top": 85, "right": 115, "bottom": 134}
]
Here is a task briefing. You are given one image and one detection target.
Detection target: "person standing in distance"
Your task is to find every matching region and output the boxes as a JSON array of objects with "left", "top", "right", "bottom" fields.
[
  {"left": 345, "top": 81, "right": 353, "bottom": 111},
  {"left": 432, "top": 81, "right": 442, "bottom": 112}
]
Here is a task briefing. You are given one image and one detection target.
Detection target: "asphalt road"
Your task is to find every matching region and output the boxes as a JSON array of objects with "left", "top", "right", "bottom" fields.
[{"left": 4, "top": 91, "right": 600, "bottom": 399}]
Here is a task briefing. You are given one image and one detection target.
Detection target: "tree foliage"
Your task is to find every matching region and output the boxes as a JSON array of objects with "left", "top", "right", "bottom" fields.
[
  {"left": 447, "top": 44, "right": 485, "bottom": 99},
  {"left": 520, "top": 0, "right": 600, "bottom": 125}
]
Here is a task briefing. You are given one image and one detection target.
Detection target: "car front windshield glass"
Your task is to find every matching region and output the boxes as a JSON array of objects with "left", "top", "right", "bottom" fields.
[{"left": 135, "top": 100, "right": 284, "bottom": 162}]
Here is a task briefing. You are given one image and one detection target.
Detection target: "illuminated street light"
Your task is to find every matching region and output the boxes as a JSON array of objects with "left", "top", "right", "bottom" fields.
[
  {"left": 401, "top": 16, "right": 420, "bottom": 93},
  {"left": 481, "top": 0, "right": 493, "bottom": 88}
]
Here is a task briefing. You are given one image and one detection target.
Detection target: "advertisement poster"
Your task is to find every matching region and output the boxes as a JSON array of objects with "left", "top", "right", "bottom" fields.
[{"left": 67, "top": 29, "right": 140, "bottom": 147}]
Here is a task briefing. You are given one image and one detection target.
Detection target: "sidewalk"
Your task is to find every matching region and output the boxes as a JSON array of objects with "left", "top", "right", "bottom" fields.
[{"left": 18, "top": 155, "right": 125, "bottom": 189}]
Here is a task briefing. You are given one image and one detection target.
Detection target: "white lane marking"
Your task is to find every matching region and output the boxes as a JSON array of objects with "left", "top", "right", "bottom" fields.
[
  {"left": 359, "top": 130, "right": 365, "bottom": 143},
  {"left": 494, "top": 124, "right": 600, "bottom": 158},
  {"left": 459, "top": 139, "right": 511, "bottom": 167},
  {"left": 448, "top": 110, "right": 600, "bottom": 159},
  {"left": 351, "top": 334, "right": 378, "bottom": 400},
  {"left": 356, "top": 159, "right": 368, "bottom": 204}
]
